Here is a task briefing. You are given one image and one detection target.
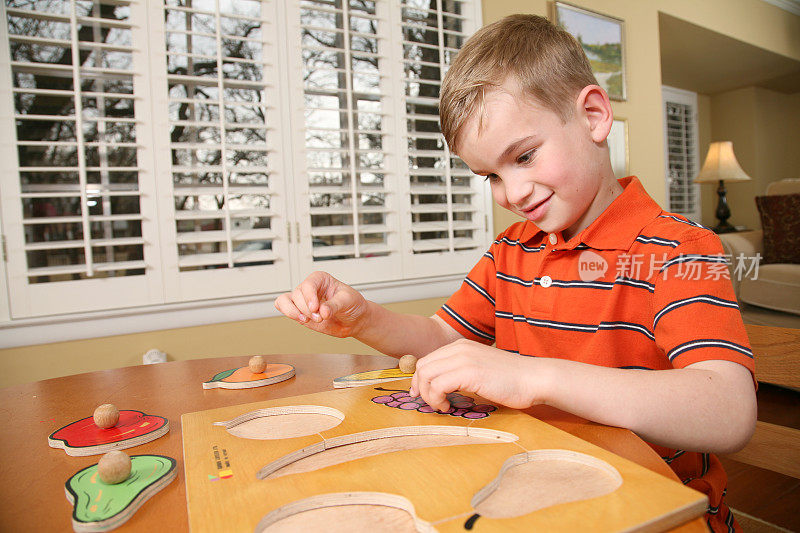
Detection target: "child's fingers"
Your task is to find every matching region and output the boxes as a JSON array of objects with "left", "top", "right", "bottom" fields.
[
  {"left": 427, "top": 373, "right": 462, "bottom": 412},
  {"left": 318, "top": 287, "right": 353, "bottom": 320},
  {"left": 409, "top": 347, "right": 447, "bottom": 397},
  {"left": 414, "top": 355, "right": 458, "bottom": 412},
  {"left": 274, "top": 293, "right": 307, "bottom": 323},
  {"left": 307, "top": 271, "right": 338, "bottom": 302},
  {"left": 415, "top": 370, "right": 436, "bottom": 409},
  {"left": 290, "top": 286, "right": 313, "bottom": 319},
  {"left": 299, "top": 279, "right": 321, "bottom": 318},
  {"left": 318, "top": 296, "right": 340, "bottom": 320}
]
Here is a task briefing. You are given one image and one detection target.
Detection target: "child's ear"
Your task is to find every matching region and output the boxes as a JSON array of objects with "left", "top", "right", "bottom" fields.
[{"left": 575, "top": 85, "right": 613, "bottom": 143}]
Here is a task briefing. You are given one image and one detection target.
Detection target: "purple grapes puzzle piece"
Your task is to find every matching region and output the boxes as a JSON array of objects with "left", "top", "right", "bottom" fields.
[{"left": 371, "top": 390, "right": 497, "bottom": 419}]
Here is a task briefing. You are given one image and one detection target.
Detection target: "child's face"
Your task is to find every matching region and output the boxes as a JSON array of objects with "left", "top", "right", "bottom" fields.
[{"left": 456, "top": 83, "right": 611, "bottom": 240}]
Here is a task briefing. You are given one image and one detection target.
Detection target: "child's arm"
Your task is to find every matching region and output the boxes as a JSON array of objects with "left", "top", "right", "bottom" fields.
[
  {"left": 532, "top": 356, "right": 756, "bottom": 454},
  {"left": 274, "top": 271, "right": 463, "bottom": 357},
  {"left": 409, "top": 339, "right": 756, "bottom": 454}
]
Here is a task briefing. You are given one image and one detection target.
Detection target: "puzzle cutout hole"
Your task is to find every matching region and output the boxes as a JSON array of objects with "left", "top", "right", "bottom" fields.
[
  {"left": 214, "top": 405, "right": 345, "bottom": 440},
  {"left": 259, "top": 426, "right": 518, "bottom": 480},
  {"left": 472, "top": 449, "right": 623, "bottom": 519},
  {"left": 255, "top": 492, "right": 431, "bottom": 533}
]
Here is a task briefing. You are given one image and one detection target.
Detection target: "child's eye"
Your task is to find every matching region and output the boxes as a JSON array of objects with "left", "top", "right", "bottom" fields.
[
  {"left": 484, "top": 173, "right": 499, "bottom": 182},
  {"left": 517, "top": 149, "right": 535, "bottom": 164}
]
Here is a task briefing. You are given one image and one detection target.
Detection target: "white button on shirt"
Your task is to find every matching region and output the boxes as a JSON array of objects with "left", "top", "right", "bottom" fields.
[
  {"left": 540, "top": 275, "right": 553, "bottom": 288},
  {"left": 548, "top": 233, "right": 557, "bottom": 245}
]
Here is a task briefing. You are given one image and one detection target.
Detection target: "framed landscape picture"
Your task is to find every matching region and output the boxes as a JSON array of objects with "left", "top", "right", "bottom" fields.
[{"left": 553, "top": 2, "right": 627, "bottom": 101}]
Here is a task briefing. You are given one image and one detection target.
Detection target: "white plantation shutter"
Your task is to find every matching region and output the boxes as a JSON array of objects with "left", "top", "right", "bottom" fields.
[
  {"left": 398, "top": 0, "right": 489, "bottom": 277},
  {"left": 662, "top": 86, "right": 700, "bottom": 222},
  {"left": 0, "top": 0, "right": 164, "bottom": 317},
  {"left": 0, "top": 0, "right": 487, "bottom": 324},
  {"left": 288, "top": 0, "right": 402, "bottom": 284},
  {"left": 153, "top": 0, "right": 292, "bottom": 300},
  {"left": 288, "top": 0, "right": 489, "bottom": 283}
]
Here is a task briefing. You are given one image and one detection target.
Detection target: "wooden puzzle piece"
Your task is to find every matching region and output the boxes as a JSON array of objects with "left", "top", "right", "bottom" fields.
[
  {"left": 203, "top": 363, "right": 295, "bottom": 390},
  {"left": 371, "top": 388, "right": 497, "bottom": 419},
  {"left": 65, "top": 454, "right": 177, "bottom": 532},
  {"left": 49, "top": 410, "right": 169, "bottom": 457},
  {"left": 182, "top": 382, "right": 708, "bottom": 532},
  {"left": 332, "top": 368, "right": 412, "bottom": 388}
]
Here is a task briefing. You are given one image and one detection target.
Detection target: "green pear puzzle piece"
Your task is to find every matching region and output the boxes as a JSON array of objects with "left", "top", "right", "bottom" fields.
[{"left": 65, "top": 455, "right": 177, "bottom": 532}]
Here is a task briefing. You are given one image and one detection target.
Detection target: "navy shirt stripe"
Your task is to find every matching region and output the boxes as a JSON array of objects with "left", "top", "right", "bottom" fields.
[
  {"left": 668, "top": 339, "right": 754, "bottom": 362},
  {"left": 636, "top": 235, "right": 681, "bottom": 248},
  {"left": 464, "top": 277, "right": 495, "bottom": 306},
  {"left": 493, "top": 237, "right": 546, "bottom": 253},
  {"left": 495, "top": 311, "right": 655, "bottom": 340},
  {"left": 441, "top": 304, "right": 494, "bottom": 341},
  {"left": 660, "top": 254, "right": 728, "bottom": 272},
  {"left": 654, "top": 295, "right": 740, "bottom": 328},
  {"left": 496, "top": 271, "right": 655, "bottom": 293}
]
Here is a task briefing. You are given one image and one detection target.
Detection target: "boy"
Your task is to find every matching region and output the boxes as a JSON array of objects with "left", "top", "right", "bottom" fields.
[{"left": 275, "top": 14, "right": 756, "bottom": 532}]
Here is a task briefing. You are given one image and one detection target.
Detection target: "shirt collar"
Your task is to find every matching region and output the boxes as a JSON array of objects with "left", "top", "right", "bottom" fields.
[{"left": 519, "top": 176, "right": 663, "bottom": 251}]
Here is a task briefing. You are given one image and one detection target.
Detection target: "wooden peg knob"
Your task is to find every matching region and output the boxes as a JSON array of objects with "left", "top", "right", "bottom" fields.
[
  {"left": 399, "top": 354, "right": 417, "bottom": 374},
  {"left": 249, "top": 355, "right": 267, "bottom": 374},
  {"left": 93, "top": 404, "right": 119, "bottom": 429},
  {"left": 97, "top": 450, "right": 131, "bottom": 484}
]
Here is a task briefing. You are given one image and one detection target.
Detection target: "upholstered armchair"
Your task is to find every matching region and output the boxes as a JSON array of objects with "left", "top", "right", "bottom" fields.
[{"left": 719, "top": 179, "right": 800, "bottom": 329}]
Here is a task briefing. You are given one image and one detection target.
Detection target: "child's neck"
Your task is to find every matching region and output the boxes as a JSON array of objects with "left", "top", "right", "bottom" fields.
[{"left": 562, "top": 172, "right": 623, "bottom": 242}]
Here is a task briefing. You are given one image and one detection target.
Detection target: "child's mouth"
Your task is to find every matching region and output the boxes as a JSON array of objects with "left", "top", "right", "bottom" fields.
[{"left": 521, "top": 193, "right": 553, "bottom": 222}]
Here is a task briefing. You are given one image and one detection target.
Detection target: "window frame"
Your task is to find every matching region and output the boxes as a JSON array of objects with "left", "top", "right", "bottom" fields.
[{"left": 0, "top": 0, "right": 490, "bottom": 342}]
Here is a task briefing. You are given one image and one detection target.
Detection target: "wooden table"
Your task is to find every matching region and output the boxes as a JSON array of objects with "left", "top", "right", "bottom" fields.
[{"left": 0, "top": 353, "right": 707, "bottom": 531}]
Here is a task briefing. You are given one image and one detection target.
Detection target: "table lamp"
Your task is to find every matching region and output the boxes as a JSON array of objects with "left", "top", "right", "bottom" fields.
[{"left": 693, "top": 141, "right": 752, "bottom": 233}]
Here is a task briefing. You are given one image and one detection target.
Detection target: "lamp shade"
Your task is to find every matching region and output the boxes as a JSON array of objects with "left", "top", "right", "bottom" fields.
[{"left": 694, "top": 141, "right": 752, "bottom": 183}]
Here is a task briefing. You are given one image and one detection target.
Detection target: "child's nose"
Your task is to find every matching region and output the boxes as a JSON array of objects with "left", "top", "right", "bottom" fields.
[{"left": 504, "top": 177, "right": 534, "bottom": 207}]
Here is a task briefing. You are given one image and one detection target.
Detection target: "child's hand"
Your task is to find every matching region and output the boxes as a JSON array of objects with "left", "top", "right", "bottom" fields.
[
  {"left": 274, "top": 272, "right": 368, "bottom": 338},
  {"left": 409, "top": 339, "right": 542, "bottom": 411}
]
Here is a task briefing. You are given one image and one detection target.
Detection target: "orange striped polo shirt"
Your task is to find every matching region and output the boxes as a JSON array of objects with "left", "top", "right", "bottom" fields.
[{"left": 436, "top": 176, "right": 754, "bottom": 532}]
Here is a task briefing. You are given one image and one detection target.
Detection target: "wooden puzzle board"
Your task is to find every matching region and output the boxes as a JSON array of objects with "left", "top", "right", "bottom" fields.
[{"left": 182, "top": 380, "right": 706, "bottom": 532}]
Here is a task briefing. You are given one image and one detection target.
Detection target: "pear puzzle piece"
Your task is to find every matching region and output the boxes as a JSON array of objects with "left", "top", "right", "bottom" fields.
[
  {"left": 203, "top": 363, "right": 295, "bottom": 390},
  {"left": 65, "top": 454, "right": 177, "bottom": 532},
  {"left": 49, "top": 410, "right": 169, "bottom": 457}
]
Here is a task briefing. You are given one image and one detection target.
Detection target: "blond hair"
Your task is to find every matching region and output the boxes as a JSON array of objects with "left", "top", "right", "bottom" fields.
[{"left": 440, "top": 14, "right": 597, "bottom": 153}]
